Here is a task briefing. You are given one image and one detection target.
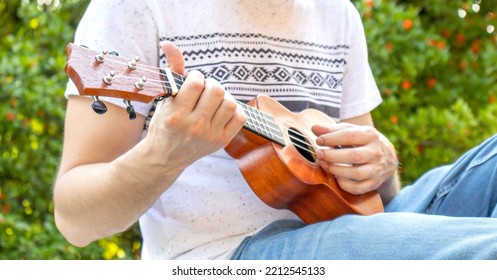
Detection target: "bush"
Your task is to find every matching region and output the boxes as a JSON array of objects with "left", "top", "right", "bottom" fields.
[
  {"left": 0, "top": 0, "right": 141, "bottom": 259},
  {"left": 354, "top": 0, "right": 497, "bottom": 184}
]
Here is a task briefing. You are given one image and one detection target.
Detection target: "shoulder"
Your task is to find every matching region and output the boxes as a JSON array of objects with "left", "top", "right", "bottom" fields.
[
  {"left": 83, "top": 0, "right": 150, "bottom": 14},
  {"left": 314, "top": 0, "right": 359, "bottom": 13},
  {"left": 75, "top": 0, "right": 161, "bottom": 58},
  {"left": 79, "top": 0, "right": 156, "bottom": 31},
  {"left": 311, "top": 0, "right": 363, "bottom": 30}
]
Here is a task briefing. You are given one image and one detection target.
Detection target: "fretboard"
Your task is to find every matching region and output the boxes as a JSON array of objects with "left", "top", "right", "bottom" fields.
[{"left": 237, "top": 101, "right": 286, "bottom": 147}]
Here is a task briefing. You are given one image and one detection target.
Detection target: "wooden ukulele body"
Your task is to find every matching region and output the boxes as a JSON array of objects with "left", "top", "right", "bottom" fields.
[{"left": 225, "top": 95, "right": 384, "bottom": 224}]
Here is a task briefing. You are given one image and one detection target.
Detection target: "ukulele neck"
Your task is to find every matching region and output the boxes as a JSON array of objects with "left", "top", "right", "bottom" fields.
[
  {"left": 237, "top": 101, "right": 286, "bottom": 147},
  {"left": 165, "top": 69, "right": 286, "bottom": 147}
]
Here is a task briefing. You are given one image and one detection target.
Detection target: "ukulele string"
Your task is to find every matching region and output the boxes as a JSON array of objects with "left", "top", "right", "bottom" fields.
[
  {"left": 105, "top": 57, "right": 318, "bottom": 155},
  {"left": 104, "top": 57, "right": 185, "bottom": 85},
  {"left": 239, "top": 103, "right": 318, "bottom": 156},
  {"left": 112, "top": 74, "right": 171, "bottom": 88}
]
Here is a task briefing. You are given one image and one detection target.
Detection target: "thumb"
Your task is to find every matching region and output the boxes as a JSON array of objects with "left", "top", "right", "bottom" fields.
[{"left": 161, "top": 41, "right": 185, "bottom": 76}]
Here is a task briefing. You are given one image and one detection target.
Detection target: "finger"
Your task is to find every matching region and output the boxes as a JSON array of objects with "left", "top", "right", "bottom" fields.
[
  {"left": 318, "top": 146, "right": 372, "bottom": 166},
  {"left": 321, "top": 160, "right": 383, "bottom": 195},
  {"left": 210, "top": 92, "right": 240, "bottom": 128},
  {"left": 172, "top": 70, "right": 205, "bottom": 113},
  {"left": 317, "top": 125, "right": 379, "bottom": 148},
  {"left": 312, "top": 123, "right": 357, "bottom": 147},
  {"left": 161, "top": 41, "right": 185, "bottom": 76},
  {"left": 220, "top": 103, "right": 246, "bottom": 146},
  {"left": 323, "top": 162, "right": 380, "bottom": 182},
  {"left": 311, "top": 124, "right": 333, "bottom": 137},
  {"left": 190, "top": 78, "right": 225, "bottom": 123},
  {"left": 335, "top": 176, "right": 379, "bottom": 195},
  {"left": 312, "top": 123, "right": 356, "bottom": 136}
]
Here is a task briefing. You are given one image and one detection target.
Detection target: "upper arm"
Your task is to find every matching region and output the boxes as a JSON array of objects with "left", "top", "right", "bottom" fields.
[
  {"left": 341, "top": 112, "right": 374, "bottom": 127},
  {"left": 57, "top": 96, "right": 146, "bottom": 177}
]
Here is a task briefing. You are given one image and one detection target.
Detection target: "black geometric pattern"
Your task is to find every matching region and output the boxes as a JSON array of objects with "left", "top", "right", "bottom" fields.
[
  {"left": 163, "top": 33, "right": 349, "bottom": 52},
  {"left": 195, "top": 65, "right": 342, "bottom": 90},
  {"left": 159, "top": 33, "right": 349, "bottom": 118}
]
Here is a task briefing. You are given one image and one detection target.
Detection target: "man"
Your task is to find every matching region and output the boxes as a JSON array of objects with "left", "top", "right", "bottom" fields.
[{"left": 54, "top": 0, "right": 497, "bottom": 259}]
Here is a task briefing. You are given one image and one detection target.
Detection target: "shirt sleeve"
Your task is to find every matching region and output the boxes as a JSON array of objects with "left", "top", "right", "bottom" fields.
[
  {"left": 340, "top": 1, "right": 382, "bottom": 120},
  {"left": 64, "top": 0, "right": 160, "bottom": 117}
]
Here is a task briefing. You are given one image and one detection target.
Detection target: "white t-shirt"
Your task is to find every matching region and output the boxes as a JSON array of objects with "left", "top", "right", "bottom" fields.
[{"left": 66, "top": 0, "right": 381, "bottom": 259}]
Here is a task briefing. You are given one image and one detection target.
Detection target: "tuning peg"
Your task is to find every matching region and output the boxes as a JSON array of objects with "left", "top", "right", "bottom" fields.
[
  {"left": 103, "top": 71, "right": 116, "bottom": 85},
  {"left": 91, "top": 96, "right": 108, "bottom": 114},
  {"left": 134, "top": 76, "right": 147, "bottom": 90},
  {"left": 128, "top": 56, "right": 140, "bottom": 70},
  {"left": 95, "top": 50, "right": 118, "bottom": 62},
  {"left": 123, "top": 100, "right": 136, "bottom": 120},
  {"left": 95, "top": 50, "right": 109, "bottom": 62}
]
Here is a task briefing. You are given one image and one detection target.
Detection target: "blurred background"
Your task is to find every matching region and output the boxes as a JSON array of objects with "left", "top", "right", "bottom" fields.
[{"left": 1, "top": 0, "right": 496, "bottom": 259}]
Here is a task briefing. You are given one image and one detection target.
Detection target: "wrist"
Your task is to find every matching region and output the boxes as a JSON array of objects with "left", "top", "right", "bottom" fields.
[
  {"left": 379, "top": 134, "right": 399, "bottom": 179},
  {"left": 135, "top": 136, "right": 185, "bottom": 178}
]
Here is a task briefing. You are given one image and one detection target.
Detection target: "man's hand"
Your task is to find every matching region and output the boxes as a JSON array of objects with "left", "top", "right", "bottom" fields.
[
  {"left": 144, "top": 42, "right": 246, "bottom": 174},
  {"left": 312, "top": 123, "right": 398, "bottom": 196}
]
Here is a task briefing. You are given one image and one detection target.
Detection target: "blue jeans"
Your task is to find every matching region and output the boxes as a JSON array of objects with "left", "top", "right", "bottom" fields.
[{"left": 231, "top": 134, "right": 497, "bottom": 259}]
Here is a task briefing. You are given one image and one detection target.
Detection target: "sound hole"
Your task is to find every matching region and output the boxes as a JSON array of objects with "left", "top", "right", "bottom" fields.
[{"left": 288, "top": 127, "right": 316, "bottom": 163}]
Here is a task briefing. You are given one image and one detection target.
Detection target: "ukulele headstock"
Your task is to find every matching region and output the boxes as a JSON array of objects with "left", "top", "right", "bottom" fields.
[{"left": 64, "top": 43, "right": 181, "bottom": 119}]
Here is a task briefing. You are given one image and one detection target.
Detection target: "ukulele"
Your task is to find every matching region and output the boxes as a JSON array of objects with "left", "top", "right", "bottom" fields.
[{"left": 64, "top": 43, "right": 384, "bottom": 223}]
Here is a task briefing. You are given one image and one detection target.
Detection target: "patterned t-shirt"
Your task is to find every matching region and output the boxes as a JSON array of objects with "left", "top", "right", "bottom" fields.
[{"left": 66, "top": 0, "right": 381, "bottom": 259}]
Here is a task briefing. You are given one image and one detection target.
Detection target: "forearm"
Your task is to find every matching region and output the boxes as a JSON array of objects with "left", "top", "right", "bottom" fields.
[{"left": 53, "top": 139, "right": 179, "bottom": 247}]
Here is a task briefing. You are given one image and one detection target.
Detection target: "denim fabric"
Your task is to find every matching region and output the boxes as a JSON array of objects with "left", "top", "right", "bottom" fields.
[
  {"left": 231, "top": 134, "right": 497, "bottom": 259},
  {"left": 386, "top": 133, "right": 497, "bottom": 217}
]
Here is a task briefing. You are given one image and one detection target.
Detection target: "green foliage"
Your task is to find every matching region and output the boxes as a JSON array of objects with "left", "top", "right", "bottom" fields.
[
  {"left": 354, "top": 0, "right": 497, "bottom": 184},
  {"left": 2, "top": 0, "right": 497, "bottom": 259},
  {"left": 0, "top": 0, "right": 141, "bottom": 259}
]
